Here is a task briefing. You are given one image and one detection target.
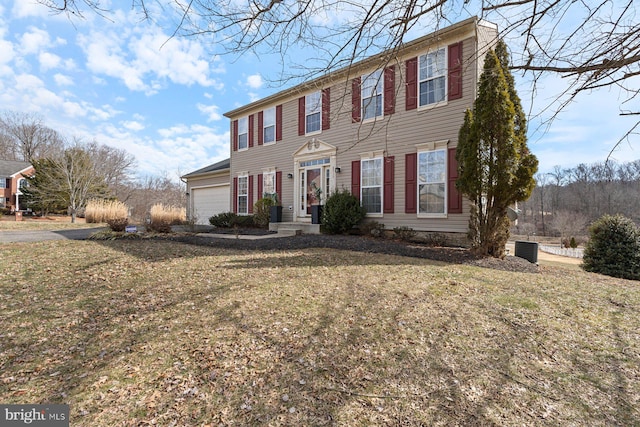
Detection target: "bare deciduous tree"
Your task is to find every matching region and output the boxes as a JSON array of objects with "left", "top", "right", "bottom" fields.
[
  {"left": 0, "top": 111, "right": 65, "bottom": 162},
  {"left": 39, "top": 1, "right": 639, "bottom": 147}
]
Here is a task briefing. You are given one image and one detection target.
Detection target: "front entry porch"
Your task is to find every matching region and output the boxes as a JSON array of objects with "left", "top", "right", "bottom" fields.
[{"left": 269, "top": 221, "right": 321, "bottom": 235}]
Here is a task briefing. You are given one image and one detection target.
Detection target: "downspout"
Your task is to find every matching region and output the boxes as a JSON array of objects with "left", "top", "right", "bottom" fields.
[{"left": 180, "top": 176, "right": 191, "bottom": 221}]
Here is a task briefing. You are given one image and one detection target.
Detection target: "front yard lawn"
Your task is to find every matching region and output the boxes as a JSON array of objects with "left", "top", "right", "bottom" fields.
[{"left": 1, "top": 239, "right": 638, "bottom": 425}]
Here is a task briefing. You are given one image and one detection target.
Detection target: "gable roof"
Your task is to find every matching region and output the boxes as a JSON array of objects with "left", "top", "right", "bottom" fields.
[
  {"left": 182, "top": 158, "right": 230, "bottom": 179},
  {"left": 224, "top": 16, "right": 497, "bottom": 119},
  {"left": 0, "top": 160, "right": 33, "bottom": 178}
]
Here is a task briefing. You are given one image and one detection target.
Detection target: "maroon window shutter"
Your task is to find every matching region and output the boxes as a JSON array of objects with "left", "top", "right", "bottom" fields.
[
  {"left": 276, "top": 105, "right": 283, "bottom": 141},
  {"left": 257, "top": 111, "right": 264, "bottom": 145},
  {"left": 233, "top": 177, "right": 238, "bottom": 213},
  {"left": 448, "top": 42, "right": 463, "bottom": 101},
  {"left": 405, "top": 57, "right": 418, "bottom": 110},
  {"left": 351, "top": 160, "right": 361, "bottom": 199},
  {"left": 257, "top": 173, "right": 263, "bottom": 199},
  {"left": 298, "top": 96, "right": 305, "bottom": 136},
  {"left": 384, "top": 66, "right": 395, "bottom": 116},
  {"left": 248, "top": 175, "right": 255, "bottom": 214},
  {"left": 405, "top": 153, "right": 417, "bottom": 213},
  {"left": 322, "top": 88, "right": 330, "bottom": 130},
  {"left": 448, "top": 148, "right": 463, "bottom": 213},
  {"left": 383, "top": 156, "right": 395, "bottom": 213},
  {"left": 248, "top": 115, "right": 254, "bottom": 147},
  {"left": 232, "top": 120, "right": 238, "bottom": 151},
  {"left": 276, "top": 171, "right": 283, "bottom": 203},
  {"left": 352, "top": 77, "right": 361, "bottom": 123}
]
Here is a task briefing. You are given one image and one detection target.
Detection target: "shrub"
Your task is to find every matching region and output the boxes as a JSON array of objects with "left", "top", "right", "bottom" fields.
[
  {"left": 582, "top": 214, "right": 640, "bottom": 280},
  {"left": 322, "top": 189, "right": 366, "bottom": 234},
  {"left": 393, "top": 226, "right": 416, "bottom": 241},
  {"left": 209, "top": 211, "right": 254, "bottom": 228},
  {"left": 424, "top": 232, "right": 447, "bottom": 246},
  {"left": 569, "top": 236, "right": 578, "bottom": 249},
  {"left": 106, "top": 217, "right": 129, "bottom": 232},
  {"left": 360, "top": 221, "right": 385, "bottom": 238},
  {"left": 85, "top": 199, "right": 128, "bottom": 223},
  {"left": 253, "top": 197, "right": 276, "bottom": 228}
]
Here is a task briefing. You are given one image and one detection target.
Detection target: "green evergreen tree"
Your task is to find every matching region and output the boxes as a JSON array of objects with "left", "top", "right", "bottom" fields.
[{"left": 456, "top": 40, "right": 538, "bottom": 258}]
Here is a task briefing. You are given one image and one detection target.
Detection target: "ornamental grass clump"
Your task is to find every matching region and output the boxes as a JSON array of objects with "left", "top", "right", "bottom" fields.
[
  {"left": 582, "top": 214, "right": 640, "bottom": 280},
  {"left": 85, "top": 199, "right": 128, "bottom": 224},
  {"left": 148, "top": 204, "right": 185, "bottom": 233}
]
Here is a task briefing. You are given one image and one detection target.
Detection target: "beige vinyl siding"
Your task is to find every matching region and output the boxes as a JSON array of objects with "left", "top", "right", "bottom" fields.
[{"left": 229, "top": 19, "right": 498, "bottom": 233}]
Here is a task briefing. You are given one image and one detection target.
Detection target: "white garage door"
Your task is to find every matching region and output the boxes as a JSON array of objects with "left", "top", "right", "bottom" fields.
[{"left": 192, "top": 185, "right": 230, "bottom": 225}]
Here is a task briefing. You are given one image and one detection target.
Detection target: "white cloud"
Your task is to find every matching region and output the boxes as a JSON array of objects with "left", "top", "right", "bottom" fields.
[
  {"left": 197, "top": 103, "right": 222, "bottom": 122},
  {"left": 247, "top": 73, "right": 263, "bottom": 89},
  {"left": 39, "top": 51, "right": 61, "bottom": 70},
  {"left": 19, "top": 26, "right": 52, "bottom": 54},
  {"left": 77, "top": 22, "right": 224, "bottom": 93},
  {"left": 53, "top": 73, "right": 73, "bottom": 86},
  {"left": 12, "top": 1, "right": 50, "bottom": 19},
  {"left": 122, "top": 120, "right": 145, "bottom": 131},
  {"left": 0, "top": 39, "right": 15, "bottom": 65}
]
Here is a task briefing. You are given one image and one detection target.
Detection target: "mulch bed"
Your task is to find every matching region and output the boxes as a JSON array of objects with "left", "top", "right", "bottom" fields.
[{"left": 163, "top": 231, "right": 540, "bottom": 274}]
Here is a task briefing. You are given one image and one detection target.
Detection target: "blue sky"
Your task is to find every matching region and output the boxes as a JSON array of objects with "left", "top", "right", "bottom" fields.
[{"left": 1, "top": 1, "right": 638, "bottom": 179}]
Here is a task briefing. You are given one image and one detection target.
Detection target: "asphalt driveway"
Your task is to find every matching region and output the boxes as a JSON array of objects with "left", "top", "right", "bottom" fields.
[{"left": 0, "top": 227, "right": 105, "bottom": 243}]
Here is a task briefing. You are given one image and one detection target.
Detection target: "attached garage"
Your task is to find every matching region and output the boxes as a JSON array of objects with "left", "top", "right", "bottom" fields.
[
  {"left": 191, "top": 185, "right": 230, "bottom": 224},
  {"left": 182, "top": 158, "right": 231, "bottom": 225}
]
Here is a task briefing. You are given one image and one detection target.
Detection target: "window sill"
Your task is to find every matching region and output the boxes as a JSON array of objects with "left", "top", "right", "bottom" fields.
[
  {"left": 365, "top": 213, "right": 383, "bottom": 218},
  {"left": 417, "top": 100, "right": 447, "bottom": 111},
  {"left": 417, "top": 213, "right": 448, "bottom": 219},
  {"left": 305, "top": 130, "right": 322, "bottom": 137}
]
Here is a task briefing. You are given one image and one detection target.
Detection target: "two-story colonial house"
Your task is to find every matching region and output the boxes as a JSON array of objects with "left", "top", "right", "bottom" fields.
[
  {"left": 0, "top": 160, "right": 34, "bottom": 213},
  {"left": 223, "top": 17, "right": 498, "bottom": 240}
]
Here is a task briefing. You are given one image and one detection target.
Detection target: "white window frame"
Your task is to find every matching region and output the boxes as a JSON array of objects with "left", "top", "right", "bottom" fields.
[
  {"left": 263, "top": 107, "right": 276, "bottom": 144},
  {"left": 305, "top": 91, "right": 322, "bottom": 134},
  {"left": 262, "top": 171, "right": 276, "bottom": 199},
  {"left": 417, "top": 148, "right": 447, "bottom": 217},
  {"left": 238, "top": 117, "right": 248, "bottom": 151},
  {"left": 361, "top": 157, "right": 383, "bottom": 216},
  {"left": 418, "top": 48, "right": 447, "bottom": 108},
  {"left": 361, "top": 70, "right": 383, "bottom": 121},
  {"left": 237, "top": 175, "right": 248, "bottom": 215}
]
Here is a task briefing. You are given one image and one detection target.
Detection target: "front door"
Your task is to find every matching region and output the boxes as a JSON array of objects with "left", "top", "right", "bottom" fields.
[{"left": 298, "top": 161, "right": 331, "bottom": 218}]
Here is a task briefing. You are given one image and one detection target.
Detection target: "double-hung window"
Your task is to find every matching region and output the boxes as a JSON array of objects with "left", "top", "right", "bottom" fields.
[
  {"left": 237, "top": 175, "right": 248, "bottom": 214},
  {"left": 305, "top": 91, "right": 322, "bottom": 134},
  {"left": 418, "top": 149, "right": 446, "bottom": 214},
  {"left": 361, "top": 158, "right": 383, "bottom": 214},
  {"left": 238, "top": 117, "right": 248, "bottom": 150},
  {"left": 419, "top": 48, "right": 446, "bottom": 107},
  {"left": 263, "top": 107, "right": 275, "bottom": 144},
  {"left": 262, "top": 171, "right": 275, "bottom": 198},
  {"left": 362, "top": 70, "right": 383, "bottom": 120}
]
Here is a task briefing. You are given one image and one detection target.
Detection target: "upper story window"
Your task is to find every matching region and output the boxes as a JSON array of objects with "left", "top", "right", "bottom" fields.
[
  {"left": 362, "top": 70, "right": 383, "bottom": 121},
  {"left": 419, "top": 48, "right": 446, "bottom": 107},
  {"left": 361, "top": 157, "right": 383, "bottom": 214},
  {"left": 263, "top": 107, "right": 276, "bottom": 144},
  {"left": 305, "top": 91, "right": 322, "bottom": 134},
  {"left": 418, "top": 149, "right": 446, "bottom": 215},
  {"left": 238, "top": 117, "right": 248, "bottom": 150},
  {"left": 0, "top": 178, "right": 5, "bottom": 189}
]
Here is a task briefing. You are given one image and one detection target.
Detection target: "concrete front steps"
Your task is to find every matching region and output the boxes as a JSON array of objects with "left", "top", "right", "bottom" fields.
[{"left": 269, "top": 222, "right": 320, "bottom": 235}]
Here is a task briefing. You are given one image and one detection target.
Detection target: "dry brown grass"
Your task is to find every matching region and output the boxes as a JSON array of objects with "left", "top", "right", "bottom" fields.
[
  {"left": 85, "top": 199, "right": 128, "bottom": 223},
  {"left": 0, "top": 239, "right": 638, "bottom": 426}
]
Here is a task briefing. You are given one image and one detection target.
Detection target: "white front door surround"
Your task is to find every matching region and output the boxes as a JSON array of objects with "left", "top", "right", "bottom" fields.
[{"left": 292, "top": 138, "right": 337, "bottom": 222}]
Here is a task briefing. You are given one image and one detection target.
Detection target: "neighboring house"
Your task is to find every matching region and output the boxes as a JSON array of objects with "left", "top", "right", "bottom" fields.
[
  {"left": 0, "top": 160, "right": 35, "bottom": 212},
  {"left": 182, "top": 158, "right": 231, "bottom": 225},
  {"left": 223, "top": 17, "right": 498, "bottom": 240}
]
